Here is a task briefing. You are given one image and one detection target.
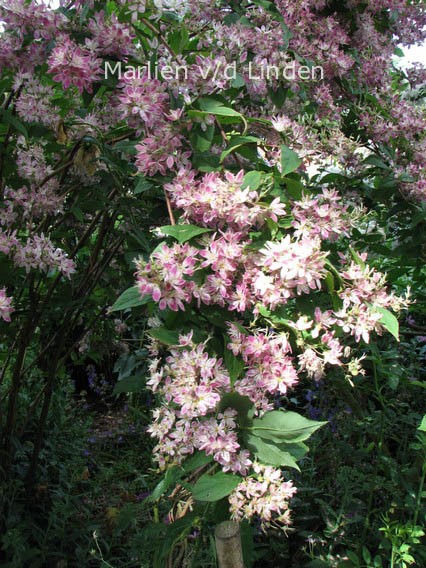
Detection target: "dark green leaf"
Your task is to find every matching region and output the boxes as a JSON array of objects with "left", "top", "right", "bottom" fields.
[
  {"left": 134, "top": 176, "right": 153, "bottom": 194},
  {"left": 198, "top": 98, "right": 243, "bottom": 118},
  {"left": 182, "top": 452, "right": 213, "bottom": 473},
  {"left": 371, "top": 306, "right": 399, "bottom": 341},
  {"left": 110, "top": 286, "right": 151, "bottom": 311},
  {"left": 285, "top": 178, "right": 304, "bottom": 199},
  {"left": 223, "top": 347, "right": 245, "bottom": 384},
  {"left": 0, "top": 109, "right": 29, "bottom": 139},
  {"left": 232, "top": 73, "right": 246, "bottom": 88},
  {"left": 220, "top": 136, "right": 259, "bottom": 162},
  {"left": 190, "top": 124, "right": 215, "bottom": 152},
  {"left": 191, "top": 472, "right": 241, "bottom": 502},
  {"left": 148, "top": 466, "right": 181, "bottom": 502},
  {"left": 245, "top": 434, "right": 301, "bottom": 470},
  {"left": 242, "top": 171, "right": 263, "bottom": 190},
  {"left": 249, "top": 411, "right": 327, "bottom": 443},
  {"left": 113, "top": 376, "right": 144, "bottom": 394},
  {"left": 160, "top": 224, "right": 212, "bottom": 243},
  {"left": 219, "top": 392, "right": 253, "bottom": 420},
  {"left": 149, "top": 328, "right": 180, "bottom": 346},
  {"left": 281, "top": 145, "right": 302, "bottom": 176},
  {"left": 113, "top": 140, "right": 138, "bottom": 154}
]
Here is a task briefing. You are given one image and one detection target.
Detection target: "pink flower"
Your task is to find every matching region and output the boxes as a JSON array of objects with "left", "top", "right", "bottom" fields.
[
  {"left": 117, "top": 74, "right": 169, "bottom": 131},
  {"left": 88, "top": 11, "right": 135, "bottom": 57},
  {"left": 47, "top": 36, "right": 102, "bottom": 94},
  {"left": 0, "top": 288, "right": 14, "bottom": 323}
]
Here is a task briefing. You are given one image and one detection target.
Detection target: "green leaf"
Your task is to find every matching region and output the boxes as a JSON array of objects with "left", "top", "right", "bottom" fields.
[
  {"left": 182, "top": 452, "right": 213, "bottom": 473},
  {"left": 346, "top": 552, "right": 360, "bottom": 565},
  {"left": 190, "top": 124, "right": 215, "bottom": 152},
  {"left": 0, "top": 109, "right": 29, "bottom": 139},
  {"left": 232, "top": 73, "right": 246, "bottom": 88},
  {"left": 284, "top": 178, "right": 304, "bottom": 199},
  {"left": 418, "top": 415, "right": 426, "bottom": 432},
  {"left": 324, "top": 272, "right": 334, "bottom": 294},
  {"left": 149, "top": 328, "right": 180, "bottom": 346},
  {"left": 191, "top": 98, "right": 248, "bottom": 129},
  {"left": 363, "top": 156, "right": 389, "bottom": 169},
  {"left": 113, "top": 140, "right": 138, "bottom": 154},
  {"left": 148, "top": 466, "right": 181, "bottom": 502},
  {"left": 220, "top": 136, "right": 259, "bottom": 162},
  {"left": 168, "top": 27, "right": 189, "bottom": 54},
  {"left": 79, "top": 1, "right": 91, "bottom": 23},
  {"left": 110, "top": 286, "right": 151, "bottom": 311},
  {"left": 223, "top": 347, "right": 245, "bottom": 384},
  {"left": 71, "top": 206, "right": 84, "bottom": 222},
  {"left": 192, "top": 151, "right": 221, "bottom": 172},
  {"left": 257, "top": 304, "right": 271, "bottom": 318},
  {"left": 408, "top": 381, "right": 426, "bottom": 389},
  {"left": 240, "top": 521, "right": 255, "bottom": 568},
  {"left": 281, "top": 145, "right": 302, "bottom": 176},
  {"left": 251, "top": 0, "right": 281, "bottom": 14},
  {"left": 219, "top": 392, "right": 253, "bottom": 421},
  {"left": 134, "top": 176, "right": 153, "bottom": 194},
  {"left": 113, "top": 375, "right": 144, "bottom": 394},
  {"left": 349, "top": 246, "right": 366, "bottom": 269},
  {"left": 249, "top": 411, "right": 327, "bottom": 443},
  {"left": 372, "top": 306, "right": 399, "bottom": 341},
  {"left": 191, "top": 472, "right": 241, "bottom": 502},
  {"left": 198, "top": 98, "right": 243, "bottom": 118},
  {"left": 159, "top": 224, "right": 212, "bottom": 243},
  {"left": 242, "top": 171, "right": 263, "bottom": 190},
  {"left": 245, "top": 434, "right": 301, "bottom": 470},
  {"left": 363, "top": 546, "right": 372, "bottom": 565}
]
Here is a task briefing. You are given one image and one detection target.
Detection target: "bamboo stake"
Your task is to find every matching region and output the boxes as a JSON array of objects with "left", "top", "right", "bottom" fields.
[{"left": 215, "top": 521, "right": 245, "bottom": 568}]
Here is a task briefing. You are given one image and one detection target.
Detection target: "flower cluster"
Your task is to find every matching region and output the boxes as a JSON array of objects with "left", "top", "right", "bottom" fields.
[
  {"left": 117, "top": 74, "right": 170, "bottom": 132},
  {"left": 0, "top": 288, "right": 14, "bottom": 323},
  {"left": 291, "top": 188, "right": 349, "bottom": 241},
  {"left": 228, "top": 325, "right": 298, "bottom": 413},
  {"left": 165, "top": 169, "right": 286, "bottom": 232},
  {"left": 13, "top": 235, "right": 75, "bottom": 279},
  {"left": 135, "top": 124, "right": 189, "bottom": 176},
  {"left": 116, "top": 73, "right": 190, "bottom": 176},
  {"left": 88, "top": 11, "right": 135, "bottom": 57},
  {"left": 229, "top": 463, "right": 297, "bottom": 530},
  {"left": 15, "top": 77, "right": 56, "bottom": 128},
  {"left": 136, "top": 228, "right": 329, "bottom": 314},
  {"left": 258, "top": 235, "right": 327, "bottom": 303},
  {"left": 147, "top": 333, "right": 230, "bottom": 419},
  {"left": 334, "top": 256, "right": 410, "bottom": 343},
  {"left": 47, "top": 37, "right": 103, "bottom": 94},
  {"left": 0, "top": 0, "right": 66, "bottom": 41},
  {"left": 15, "top": 141, "right": 52, "bottom": 185},
  {"left": 4, "top": 184, "right": 63, "bottom": 219},
  {"left": 146, "top": 332, "right": 251, "bottom": 474}
]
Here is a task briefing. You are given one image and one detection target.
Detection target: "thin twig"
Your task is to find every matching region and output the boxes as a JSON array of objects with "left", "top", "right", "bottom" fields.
[
  {"left": 140, "top": 18, "right": 176, "bottom": 57},
  {"left": 34, "top": 159, "right": 74, "bottom": 191},
  {"left": 164, "top": 187, "right": 176, "bottom": 225}
]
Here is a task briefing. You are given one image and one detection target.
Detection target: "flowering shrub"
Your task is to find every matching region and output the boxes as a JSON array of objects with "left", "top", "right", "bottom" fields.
[
  {"left": 135, "top": 169, "right": 410, "bottom": 528},
  {"left": 1, "top": 0, "right": 425, "bottom": 545}
]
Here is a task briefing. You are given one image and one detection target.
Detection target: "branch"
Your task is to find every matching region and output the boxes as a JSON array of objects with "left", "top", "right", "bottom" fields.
[{"left": 140, "top": 18, "right": 176, "bottom": 57}]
